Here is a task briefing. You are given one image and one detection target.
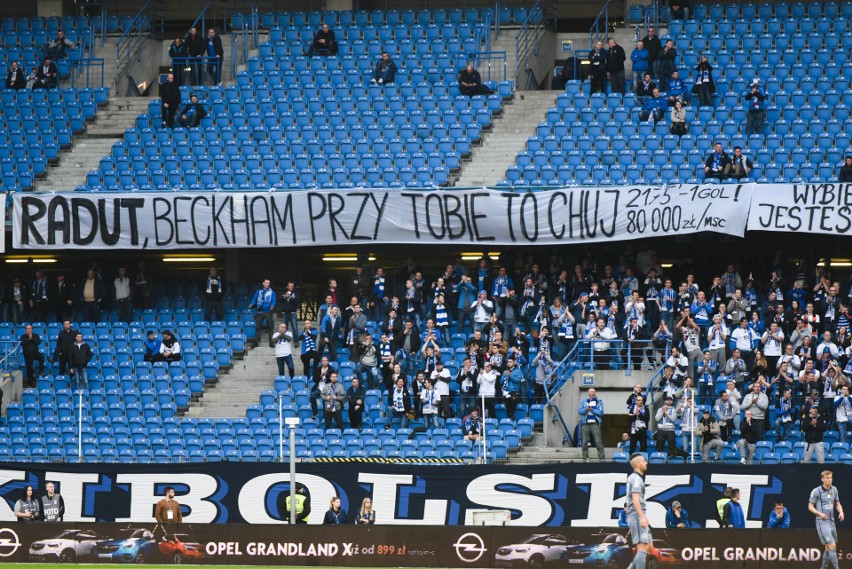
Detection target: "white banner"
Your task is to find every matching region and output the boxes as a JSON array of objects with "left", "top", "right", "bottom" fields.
[
  {"left": 747, "top": 183, "right": 852, "bottom": 235},
  {"left": 12, "top": 184, "right": 751, "bottom": 250}
]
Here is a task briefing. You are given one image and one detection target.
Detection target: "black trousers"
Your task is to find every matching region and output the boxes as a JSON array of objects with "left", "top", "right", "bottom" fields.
[
  {"left": 23, "top": 353, "right": 45, "bottom": 386},
  {"left": 656, "top": 429, "right": 677, "bottom": 456},
  {"left": 324, "top": 408, "right": 343, "bottom": 430},
  {"left": 630, "top": 428, "right": 648, "bottom": 453}
]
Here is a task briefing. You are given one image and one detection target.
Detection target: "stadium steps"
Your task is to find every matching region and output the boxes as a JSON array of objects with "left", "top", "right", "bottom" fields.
[
  {"left": 508, "top": 432, "right": 618, "bottom": 463},
  {"left": 454, "top": 89, "right": 558, "bottom": 187},
  {"left": 185, "top": 343, "right": 283, "bottom": 418},
  {"left": 490, "top": 31, "right": 519, "bottom": 87},
  {"left": 35, "top": 97, "right": 150, "bottom": 192}
]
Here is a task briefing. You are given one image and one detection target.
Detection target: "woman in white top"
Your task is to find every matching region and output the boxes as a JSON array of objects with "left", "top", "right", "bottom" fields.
[
  {"left": 477, "top": 362, "right": 497, "bottom": 418},
  {"left": 726, "top": 380, "right": 742, "bottom": 432}
]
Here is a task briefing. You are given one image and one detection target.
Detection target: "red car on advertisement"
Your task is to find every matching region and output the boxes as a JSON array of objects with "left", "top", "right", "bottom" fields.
[{"left": 158, "top": 533, "right": 205, "bottom": 564}]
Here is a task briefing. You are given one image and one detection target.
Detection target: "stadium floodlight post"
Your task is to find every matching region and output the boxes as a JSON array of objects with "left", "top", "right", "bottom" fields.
[
  {"left": 285, "top": 416, "right": 300, "bottom": 525},
  {"left": 78, "top": 389, "right": 83, "bottom": 461}
]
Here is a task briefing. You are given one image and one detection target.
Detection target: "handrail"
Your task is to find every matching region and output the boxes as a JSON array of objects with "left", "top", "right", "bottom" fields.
[
  {"left": 230, "top": 5, "right": 261, "bottom": 81},
  {"left": 115, "top": 0, "right": 164, "bottom": 89},
  {"left": 0, "top": 341, "right": 22, "bottom": 376},
  {"left": 515, "top": 0, "right": 544, "bottom": 84},
  {"left": 645, "top": 365, "right": 668, "bottom": 410},
  {"left": 543, "top": 341, "right": 583, "bottom": 446},
  {"left": 589, "top": 0, "right": 617, "bottom": 48},
  {"left": 68, "top": 58, "right": 106, "bottom": 89},
  {"left": 454, "top": 51, "right": 507, "bottom": 83}
]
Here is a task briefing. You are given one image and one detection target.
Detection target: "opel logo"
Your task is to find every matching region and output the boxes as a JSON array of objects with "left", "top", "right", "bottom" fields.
[
  {"left": 0, "top": 528, "right": 21, "bottom": 557},
  {"left": 454, "top": 532, "right": 487, "bottom": 563}
]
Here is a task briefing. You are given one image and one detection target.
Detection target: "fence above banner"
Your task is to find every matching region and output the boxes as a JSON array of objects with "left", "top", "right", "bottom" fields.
[{"left": 11, "top": 184, "right": 751, "bottom": 250}]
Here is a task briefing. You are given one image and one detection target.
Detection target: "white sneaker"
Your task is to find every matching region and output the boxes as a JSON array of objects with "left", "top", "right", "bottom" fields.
[{"left": 740, "top": 458, "right": 746, "bottom": 464}]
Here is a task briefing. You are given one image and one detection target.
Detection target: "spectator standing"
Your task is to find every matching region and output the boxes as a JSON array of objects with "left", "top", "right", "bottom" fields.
[
  {"left": 19, "top": 324, "right": 44, "bottom": 388},
  {"left": 531, "top": 350, "right": 554, "bottom": 404},
  {"left": 628, "top": 395, "right": 650, "bottom": 453},
  {"left": 160, "top": 73, "right": 181, "bottom": 128},
  {"left": 657, "top": 40, "right": 677, "bottom": 91},
  {"left": 168, "top": 38, "right": 186, "bottom": 85},
  {"left": 665, "top": 501, "right": 690, "bottom": 528},
  {"left": 155, "top": 486, "right": 182, "bottom": 526},
  {"left": 113, "top": 266, "right": 133, "bottom": 324},
  {"left": 388, "top": 376, "right": 411, "bottom": 429},
  {"left": 840, "top": 156, "right": 852, "bottom": 182},
  {"left": 641, "top": 26, "right": 662, "bottom": 79},
  {"left": 179, "top": 94, "right": 207, "bottom": 128},
  {"left": 803, "top": 405, "right": 827, "bottom": 463},
  {"left": 29, "top": 270, "right": 49, "bottom": 322},
  {"left": 606, "top": 38, "right": 626, "bottom": 94},
  {"left": 722, "top": 489, "right": 746, "bottom": 528},
  {"left": 53, "top": 273, "right": 72, "bottom": 322},
  {"left": 835, "top": 385, "right": 852, "bottom": 443},
  {"left": 808, "top": 470, "right": 844, "bottom": 569},
  {"left": 630, "top": 42, "right": 649, "bottom": 91},
  {"left": 323, "top": 497, "right": 347, "bottom": 524},
  {"left": 477, "top": 362, "right": 498, "bottom": 418},
  {"left": 743, "top": 78, "right": 768, "bottom": 135},
  {"left": 272, "top": 324, "right": 294, "bottom": 377},
  {"left": 371, "top": 52, "right": 397, "bottom": 85},
  {"left": 319, "top": 305, "right": 342, "bottom": 362},
  {"left": 589, "top": 41, "right": 607, "bottom": 94},
  {"left": 68, "top": 333, "right": 92, "bottom": 390},
  {"left": 249, "top": 278, "right": 276, "bottom": 346},
  {"left": 768, "top": 502, "right": 790, "bottom": 528},
  {"left": 53, "top": 320, "right": 77, "bottom": 375},
  {"left": 420, "top": 378, "right": 442, "bottom": 429},
  {"left": 776, "top": 389, "right": 797, "bottom": 442},
  {"left": 578, "top": 388, "right": 606, "bottom": 462},
  {"left": 698, "top": 408, "right": 725, "bottom": 461},
  {"left": 737, "top": 410, "right": 761, "bottom": 464},
  {"left": 279, "top": 282, "right": 299, "bottom": 340},
  {"left": 742, "top": 381, "right": 769, "bottom": 437},
  {"left": 205, "top": 28, "right": 224, "bottom": 85},
  {"left": 346, "top": 377, "right": 366, "bottom": 430},
  {"left": 184, "top": 27, "right": 204, "bottom": 85},
  {"left": 204, "top": 267, "right": 225, "bottom": 322},
  {"left": 5, "top": 62, "right": 25, "bottom": 90},
  {"left": 321, "top": 371, "right": 346, "bottom": 430},
  {"left": 133, "top": 261, "right": 153, "bottom": 310},
  {"left": 655, "top": 395, "right": 678, "bottom": 457},
  {"left": 39, "top": 482, "right": 64, "bottom": 522},
  {"left": 307, "top": 23, "right": 337, "bottom": 57},
  {"left": 694, "top": 55, "right": 715, "bottom": 106},
  {"left": 14, "top": 485, "right": 39, "bottom": 523},
  {"left": 78, "top": 268, "right": 104, "bottom": 322},
  {"left": 355, "top": 334, "right": 380, "bottom": 390}
]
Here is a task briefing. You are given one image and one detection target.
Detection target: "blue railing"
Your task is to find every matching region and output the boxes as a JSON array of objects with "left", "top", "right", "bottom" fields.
[
  {"left": 589, "top": 0, "right": 618, "bottom": 48},
  {"left": 67, "top": 58, "right": 105, "bottom": 89},
  {"left": 515, "top": 0, "right": 544, "bottom": 84},
  {"left": 453, "top": 51, "right": 508, "bottom": 82},
  {"left": 0, "top": 341, "right": 21, "bottom": 376},
  {"left": 168, "top": 56, "right": 224, "bottom": 87},
  {"left": 115, "top": 0, "right": 164, "bottom": 89},
  {"left": 231, "top": 5, "right": 261, "bottom": 81}
]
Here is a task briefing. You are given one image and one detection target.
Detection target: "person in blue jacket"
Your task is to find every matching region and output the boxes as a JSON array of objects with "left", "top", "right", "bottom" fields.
[
  {"left": 323, "top": 496, "right": 347, "bottom": 524},
  {"left": 455, "top": 274, "right": 478, "bottom": 333},
  {"left": 743, "top": 77, "right": 769, "bottom": 135},
  {"left": 767, "top": 501, "right": 790, "bottom": 528},
  {"left": 249, "top": 278, "right": 276, "bottom": 346},
  {"left": 665, "top": 501, "right": 690, "bottom": 527},
  {"left": 143, "top": 330, "right": 160, "bottom": 362},
  {"left": 630, "top": 41, "right": 649, "bottom": 92},
  {"left": 639, "top": 88, "right": 667, "bottom": 122},
  {"left": 319, "top": 305, "right": 343, "bottom": 361},
  {"left": 666, "top": 70, "right": 688, "bottom": 106},
  {"left": 502, "top": 356, "right": 524, "bottom": 418},
  {"left": 721, "top": 488, "right": 746, "bottom": 528}
]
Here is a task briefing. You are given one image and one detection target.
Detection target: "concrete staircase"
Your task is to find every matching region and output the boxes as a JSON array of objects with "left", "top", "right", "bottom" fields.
[
  {"left": 454, "top": 90, "right": 558, "bottom": 187},
  {"left": 509, "top": 433, "right": 618, "bottom": 463},
  {"left": 35, "top": 97, "right": 150, "bottom": 192},
  {"left": 489, "top": 30, "right": 520, "bottom": 88},
  {"left": 185, "top": 344, "right": 282, "bottom": 419}
]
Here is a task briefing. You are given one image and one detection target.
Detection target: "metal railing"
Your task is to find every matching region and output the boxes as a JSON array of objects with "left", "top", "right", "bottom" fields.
[
  {"left": 67, "top": 58, "right": 106, "bottom": 89},
  {"left": 168, "top": 56, "right": 224, "bottom": 87},
  {"left": 589, "top": 0, "right": 618, "bottom": 48},
  {"left": 230, "top": 5, "right": 261, "bottom": 81},
  {"left": 453, "top": 51, "right": 508, "bottom": 82},
  {"left": 0, "top": 341, "right": 21, "bottom": 376},
  {"left": 115, "top": 0, "right": 164, "bottom": 89},
  {"left": 515, "top": 0, "right": 544, "bottom": 84}
]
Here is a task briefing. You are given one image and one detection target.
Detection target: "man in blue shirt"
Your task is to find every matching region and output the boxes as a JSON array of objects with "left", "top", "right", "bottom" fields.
[
  {"left": 743, "top": 77, "right": 768, "bottom": 135},
  {"left": 249, "top": 278, "right": 277, "bottom": 346},
  {"left": 767, "top": 501, "right": 790, "bottom": 528},
  {"left": 666, "top": 70, "right": 687, "bottom": 106},
  {"left": 639, "top": 88, "right": 667, "bottom": 122}
]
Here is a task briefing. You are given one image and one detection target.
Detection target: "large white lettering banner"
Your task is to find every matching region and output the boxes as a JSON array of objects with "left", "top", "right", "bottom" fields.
[
  {"left": 747, "top": 183, "right": 852, "bottom": 234},
  {"left": 12, "top": 184, "right": 750, "bottom": 250}
]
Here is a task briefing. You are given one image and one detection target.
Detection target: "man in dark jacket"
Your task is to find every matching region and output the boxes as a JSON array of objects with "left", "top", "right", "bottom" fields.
[
  {"left": 20, "top": 325, "right": 44, "bottom": 388},
  {"left": 5, "top": 62, "right": 26, "bottom": 90},
  {"left": 184, "top": 27, "right": 205, "bottom": 85},
  {"left": 53, "top": 320, "right": 77, "bottom": 376},
  {"left": 346, "top": 377, "right": 367, "bottom": 429},
  {"left": 203, "top": 266, "right": 224, "bottom": 321},
  {"left": 205, "top": 28, "right": 224, "bottom": 85},
  {"left": 34, "top": 58, "right": 57, "bottom": 90},
  {"left": 588, "top": 40, "right": 607, "bottom": 94},
  {"left": 704, "top": 143, "right": 731, "bottom": 180},
  {"left": 78, "top": 269, "right": 104, "bottom": 322},
  {"left": 68, "top": 332, "right": 93, "bottom": 390},
  {"left": 179, "top": 94, "right": 207, "bottom": 128},
  {"left": 802, "top": 405, "right": 827, "bottom": 463},
  {"left": 160, "top": 73, "right": 181, "bottom": 129},
  {"left": 307, "top": 22, "right": 337, "bottom": 56},
  {"left": 387, "top": 376, "right": 412, "bottom": 429},
  {"left": 839, "top": 156, "right": 852, "bottom": 182},
  {"left": 606, "top": 38, "right": 626, "bottom": 94},
  {"left": 371, "top": 52, "right": 397, "bottom": 85},
  {"left": 641, "top": 26, "right": 662, "bottom": 79},
  {"left": 53, "top": 273, "right": 72, "bottom": 322},
  {"left": 458, "top": 63, "right": 493, "bottom": 97},
  {"left": 168, "top": 38, "right": 187, "bottom": 85}
]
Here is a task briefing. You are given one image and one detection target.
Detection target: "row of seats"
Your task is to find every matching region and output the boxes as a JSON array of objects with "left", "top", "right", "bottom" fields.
[
  {"left": 0, "top": 29, "right": 89, "bottom": 48},
  {"left": 31, "top": 373, "right": 211, "bottom": 397},
  {"left": 265, "top": 23, "right": 487, "bottom": 45},
  {"left": 670, "top": 16, "right": 852, "bottom": 37},
  {"left": 631, "top": 1, "right": 852, "bottom": 23},
  {"left": 0, "top": 16, "right": 93, "bottom": 33},
  {"left": 253, "top": 8, "right": 494, "bottom": 29},
  {"left": 674, "top": 32, "right": 852, "bottom": 54}
]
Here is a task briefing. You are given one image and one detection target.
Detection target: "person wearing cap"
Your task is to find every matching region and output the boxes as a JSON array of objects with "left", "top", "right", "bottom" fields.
[
  {"left": 743, "top": 77, "right": 768, "bottom": 135},
  {"left": 840, "top": 156, "right": 852, "bottom": 182},
  {"left": 698, "top": 408, "right": 725, "bottom": 461},
  {"left": 655, "top": 395, "right": 678, "bottom": 457},
  {"left": 665, "top": 501, "right": 690, "bottom": 528},
  {"left": 471, "top": 290, "right": 494, "bottom": 331},
  {"left": 578, "top": 388, "right": 606, "bottom": 462}
]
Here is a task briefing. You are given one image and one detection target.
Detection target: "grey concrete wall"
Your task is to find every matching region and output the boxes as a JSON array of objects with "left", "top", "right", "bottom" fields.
[
  {"left": 119, "top": 38, "right": 168, "bottom": 96},
  {"left": 524, "top": 31, "right": 557, "bottom": 89},
  {"left": 37, "top": 0, "right": 63, "bottom": 18}
]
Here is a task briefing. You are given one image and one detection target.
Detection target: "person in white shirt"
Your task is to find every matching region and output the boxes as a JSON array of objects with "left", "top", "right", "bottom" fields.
[
  {"left": 471, "top": 291, "right": 494, "bottom": 331},
  {"left": 476, "top": 362, "right": 497, "bottom": 418},
  {"left": 665, "top": 347, "right": 689, "bottom": 384},
  {"left": 677, "top": 392, "right": 700, "bottom": 455},
  {"left": 271, "top": 323, "right": 294, "bottom": 377},
  {"left": 155, "top": 330, "right": 181, "bottom": 363},
  {"left": 779, "top": 343, "right": 802, "bottom": 375},
  {"left": 761, "top": 322, "right": 785, "bottom": 374},
  {"left": 420, "top": 378, "right": 441, "bottom": 429},
  {"left": 113, "top": 266, "right": 133, "bottom": 323},
  {"left": 818, "top": 331, "right": 841, "bottom": 359},
  {"left": 707, "top": 315, "right": 729, "bottom": 371},
  {"left": 430, "top": 360, "right": 452, "bottom": 420},
  {"left": 586, "top": 317, "right": 617, "bottom": 369},
  {"left": 835, "top": 385, "right": 852, "bottom": 443},
  {"left": 725, "top": 380, "right": 742, "bottom": 432},
  {"left": 624, "top": 291, "right": 646, "bottom": 328}
]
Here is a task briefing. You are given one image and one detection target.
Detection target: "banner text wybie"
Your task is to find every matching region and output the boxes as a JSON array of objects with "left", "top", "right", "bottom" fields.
[{"left": 12, "top": 184, "right": 752, "bottom": 249}]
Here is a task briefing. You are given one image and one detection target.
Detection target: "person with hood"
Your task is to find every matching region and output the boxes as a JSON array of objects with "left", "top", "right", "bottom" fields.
[{"left": 154, "top": 330, "right": 181, "bottom": 362}]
